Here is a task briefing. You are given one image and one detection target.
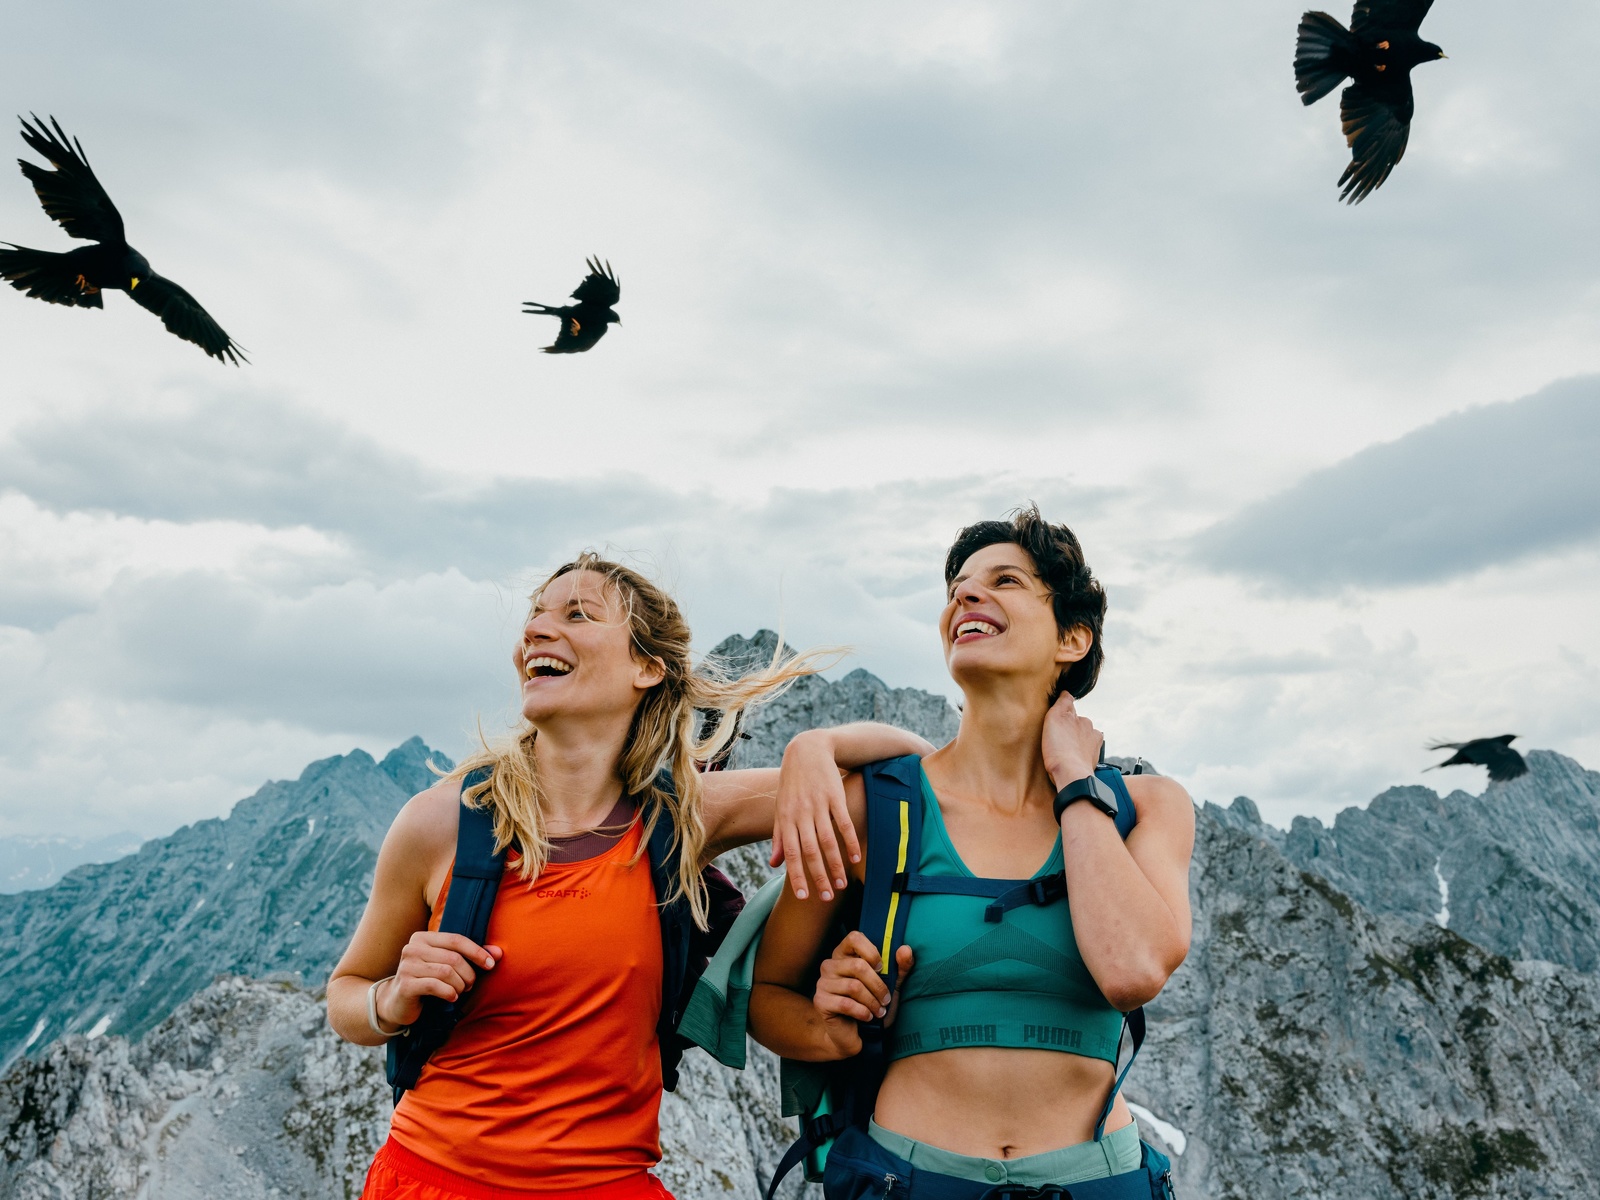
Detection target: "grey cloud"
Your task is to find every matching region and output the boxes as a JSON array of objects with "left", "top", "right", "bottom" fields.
[
  {"left": 0, "top": 397, "right": 690, "bottom": 585},
  {"left": 49, "top": 569, "right": 515, "bottom": 738},
  {"left": 0, "top": 1, "right": 492, "bottom": 201},
  {"left": 1193, "top": 376, "right": 1600, "bottom": 592}
]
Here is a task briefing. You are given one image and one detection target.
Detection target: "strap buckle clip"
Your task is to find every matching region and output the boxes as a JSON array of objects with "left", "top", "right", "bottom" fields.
[{"left": 804, "top": 1112, "right": 842, "bottom": 1145}]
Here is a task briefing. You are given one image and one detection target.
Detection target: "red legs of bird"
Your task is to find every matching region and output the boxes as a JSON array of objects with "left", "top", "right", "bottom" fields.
[
  {"left": 1377, "top": 40, "right": 1390, "bottom": 50},
  {"left": 570, "top": 318, "right": 581, "bottom": 335},
  {"left": 1375, "top": 63, "right": 1386, "bottom": 71},
  {"left": 74, "top": 274, "right": 100, "bottom": 295}
]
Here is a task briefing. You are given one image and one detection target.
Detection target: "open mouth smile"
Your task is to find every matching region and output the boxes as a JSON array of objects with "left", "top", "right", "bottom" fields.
[
  {"left": 524, "top": 655, "right": 574, "bottom": 679},
  {"left": 953, "top": 618, "right": 1003, "bottom": 643}
]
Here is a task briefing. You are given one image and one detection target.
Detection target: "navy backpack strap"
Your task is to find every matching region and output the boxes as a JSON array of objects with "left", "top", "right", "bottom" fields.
[
  {"left": 857, "top": 754, "right": 924, "bottom": 996},
  {"left": 764, "top": 754, "right": 925, "bottom": 1200},
  {"left": 646, "top": 766, "right": 701, "bottom": 1093},
  {"left": 386, "top": 766, "right": 507, "bottom": 1104},
  {"left": 1093, "top": 1005, "right": 1146, "bottom": 1141},
  {"left": 1100, "top": 763, "right": 1137, "bottom": 840}
]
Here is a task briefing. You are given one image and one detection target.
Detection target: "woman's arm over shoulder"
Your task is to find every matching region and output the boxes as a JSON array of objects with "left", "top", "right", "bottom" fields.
[
  {"left": 325, "top": 780, "right": 460, "bottom": 1043},
  {"left": 701, "top": 723, "right": 926, "bottom": 896},
  {"left": 749, "top": 772, "right": 872, "bottom": 1061}
]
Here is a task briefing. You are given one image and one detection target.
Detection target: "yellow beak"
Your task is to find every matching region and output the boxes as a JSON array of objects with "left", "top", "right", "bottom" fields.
[{"left": 130, "top": 277, "right": 140, "bottom": 289}]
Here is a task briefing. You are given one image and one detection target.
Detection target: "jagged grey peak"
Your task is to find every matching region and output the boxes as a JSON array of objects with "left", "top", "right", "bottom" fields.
[
  {"left": 1132, "top": 803, "right": 1600, "bottom": 1199},
  {"left": 708, "top": 630, "right": 960, "bottom": 769},
  {"left": 1232, "top": 752, "right": 1600, "bottom": 973},
  {"left": 0, "top": 738, "right": 453, "bottom": 1067}
]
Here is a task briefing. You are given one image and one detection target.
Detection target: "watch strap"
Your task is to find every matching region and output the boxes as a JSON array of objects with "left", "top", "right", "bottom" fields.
[{"left": 1053, "top": 773, "right": 1119, "bottom": 822}]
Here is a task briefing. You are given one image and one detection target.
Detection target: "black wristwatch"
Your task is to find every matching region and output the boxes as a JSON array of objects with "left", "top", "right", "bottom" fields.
[{"left": 1053, "top": 773, "right": 1119, "bottom": 822}]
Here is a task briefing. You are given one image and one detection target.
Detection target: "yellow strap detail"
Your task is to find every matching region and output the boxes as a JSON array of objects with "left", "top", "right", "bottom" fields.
[{"left": 879, "top": 800, "right": 911, "bottom": 976}]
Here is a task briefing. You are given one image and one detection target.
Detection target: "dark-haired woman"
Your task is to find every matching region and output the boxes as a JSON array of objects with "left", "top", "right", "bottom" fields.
[
  {"left": 328, "top": 554, "right": 932, "bottom": 1200},
  {"left": 750, "top": 507, "right": 1194, "bottom": 1197}
]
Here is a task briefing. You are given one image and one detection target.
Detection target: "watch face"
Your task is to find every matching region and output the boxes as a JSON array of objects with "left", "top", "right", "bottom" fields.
[{"left": 1089, "top": 776, "right": 1118, "bottom": 812}]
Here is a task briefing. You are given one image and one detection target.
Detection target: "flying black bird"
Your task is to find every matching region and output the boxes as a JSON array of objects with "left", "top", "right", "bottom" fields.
[
  {"left": 1295, "top": 3, "right": 1447, "bottom": 203},
  {"left": 0, "top": 116, "right": 244, "bottom": 364},
  {"left": 522, "top": 258, "right": 620, "bottom": 353},
  {"left": 1426, "top": 735, "right": 1529, "bottom": 783}
]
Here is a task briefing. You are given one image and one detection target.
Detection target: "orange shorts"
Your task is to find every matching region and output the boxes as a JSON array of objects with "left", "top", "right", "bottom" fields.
[{"left": 361, "top": 1138, "right": 676, "bottom": 1200}]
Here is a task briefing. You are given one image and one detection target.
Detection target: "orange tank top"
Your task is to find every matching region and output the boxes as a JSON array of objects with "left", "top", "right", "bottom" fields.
[{"left": 388, "top": 818, "right": 665, "bottom": 1192}]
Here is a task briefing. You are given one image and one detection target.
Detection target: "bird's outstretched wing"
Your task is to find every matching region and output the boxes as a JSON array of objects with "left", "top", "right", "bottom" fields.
[
  {"left": 129, "top": 273, "right": 246, "bottom": 364},
  {"left": 1338, "top": 80, "right": 1413, "bottom": 202},
  {"left": 1483, "top": 748, "right": 1529, "bottom": 783},
  {"left": 1351, "top": 0, "right": 1435, "bottom": 35},
  {"left": 569, "top": 257, "right": 619, "bottom": 308},
  {"left": 0, "top": 243, "right": 105, "bottom": 307},
  {"left": 16, "top": 115, "right": 125, "bottom": 245}
]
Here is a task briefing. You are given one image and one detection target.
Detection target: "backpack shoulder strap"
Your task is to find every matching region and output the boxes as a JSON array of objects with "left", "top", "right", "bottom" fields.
[
  {"left": 857, "top": 754, "right": 925, "bottom": 996},
  {"left": 1100, "top": 762, "right": 1137, "bottom": 840},
  {"left": 645, "top": 766, "right": 715, "bottom": 1095},
  {"left": 437, "top": 767, "right": 508, "bottom": 944},
  {"left": 762, "top": 754, "right": 928, "bottom": 1200},
  {"left": 385, "top": 766, "right": 507, "bottom": 1103},
  {"left": 1092, "top": 748, "right": 1145, "bottom": 1143}
]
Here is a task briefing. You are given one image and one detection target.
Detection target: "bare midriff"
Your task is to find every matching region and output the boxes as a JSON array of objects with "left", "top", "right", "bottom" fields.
[{"left": 873, "top": 1045, "right": 1134, "bottom": 1159}]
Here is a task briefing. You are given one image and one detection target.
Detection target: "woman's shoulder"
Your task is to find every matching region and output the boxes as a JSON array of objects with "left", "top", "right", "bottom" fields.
[
  {"left": 1124, "top": 772, "right": 1194, "bottom": 830},
  {"left": 385, "top": 777, "right": 463, "bottom": 862}
]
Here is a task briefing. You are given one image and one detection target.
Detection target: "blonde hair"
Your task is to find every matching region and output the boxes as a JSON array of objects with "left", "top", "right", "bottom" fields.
[{"left": 454, "top": 552, "right": 838, "bottom": 928}]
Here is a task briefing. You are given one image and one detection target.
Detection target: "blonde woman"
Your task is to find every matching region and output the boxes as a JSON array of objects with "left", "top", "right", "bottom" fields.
[{"left": 328, "top": 553, "right": 931, "bottom": 1200}]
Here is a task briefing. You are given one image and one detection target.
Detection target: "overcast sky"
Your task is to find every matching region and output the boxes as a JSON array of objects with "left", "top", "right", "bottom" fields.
[{"left": 2, "top": 0, "right": 1598, "bottom": 841}]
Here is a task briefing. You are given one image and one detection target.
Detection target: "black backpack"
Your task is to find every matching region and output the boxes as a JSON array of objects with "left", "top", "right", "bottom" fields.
[
  {"left": 385, "top": 765, "right": 745, "bottom": 1104},
  {"left": 766, "top": 752, "right": 1175, "bottom": 1199}
]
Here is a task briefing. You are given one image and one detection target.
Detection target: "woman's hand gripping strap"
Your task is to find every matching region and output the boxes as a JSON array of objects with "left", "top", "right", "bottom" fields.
[{"left": 385, "top": 767, "right": 507, "bottom": 1103}]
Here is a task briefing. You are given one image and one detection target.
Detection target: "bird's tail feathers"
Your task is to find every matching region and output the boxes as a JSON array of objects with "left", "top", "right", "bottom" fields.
[
  {"left": 522, "top": 301, "right": 558, "bottom": 315},
  {"left": 1295, "top": 12, "right": 1355, "bottom": 105}
]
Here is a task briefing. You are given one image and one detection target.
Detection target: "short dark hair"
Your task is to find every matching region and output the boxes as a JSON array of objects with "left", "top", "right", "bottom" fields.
[{"left": 943, "top": 503, "right": 1107, "bottom": 699}]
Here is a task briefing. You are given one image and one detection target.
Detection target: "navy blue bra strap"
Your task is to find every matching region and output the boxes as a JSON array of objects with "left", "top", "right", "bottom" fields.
[{"left": 1094, "top": 1006, "right": 1146, "bottom": 1141}]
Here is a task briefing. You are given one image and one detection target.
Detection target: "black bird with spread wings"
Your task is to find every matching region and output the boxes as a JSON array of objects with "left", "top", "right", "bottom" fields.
[
  {"left": 0, "top": 116, "right": 244, "bottom": 364},
  {"left": 1427, "top": 735, "right": 1529, "bottom": 783},
  {"left": 522, "top": 258, "right": 620, "bottom": 353},
  {"left": 1295, "top": 2, "right": 1446, "bottom": 202}
]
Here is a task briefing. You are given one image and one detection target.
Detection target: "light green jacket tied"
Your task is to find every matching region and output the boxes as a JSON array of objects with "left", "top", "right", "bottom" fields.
[
  {"left": 677, "top": 874, "right": 783, "bottom": 1070},
  {"left": 677, "top": 872, "right": 834, "bottom": 1116}
]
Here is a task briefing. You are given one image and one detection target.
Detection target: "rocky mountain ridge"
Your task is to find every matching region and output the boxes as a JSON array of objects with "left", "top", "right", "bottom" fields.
[
  {"left": 1132, "top": 766, "right": 1600, "bottom": 1199},
  {"left": 4, "top": 636, "right": 1599, "bottom": 1198},
  {"left": 0, "top": 833, "right": 145, "bottom": 896},
  {"left": 0, "top": 736, "right": 448, "bottom": 1068}
]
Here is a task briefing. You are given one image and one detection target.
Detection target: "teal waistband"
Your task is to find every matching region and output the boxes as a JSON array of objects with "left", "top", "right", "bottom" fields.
[
  {"left": 866, "top": 1118, "right": 1142, "bottom": 1185},
  {"left": 889, "top": 991, "right": 1123, "bottom": 1064}
]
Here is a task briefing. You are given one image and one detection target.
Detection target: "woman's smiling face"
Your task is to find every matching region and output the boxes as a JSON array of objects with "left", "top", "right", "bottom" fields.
[
  {"left": 941, "top": 542, "right": 1087, "bottom": 697},
  {"left": 513, "top": 569, "right": 665, "bottom": 727}
]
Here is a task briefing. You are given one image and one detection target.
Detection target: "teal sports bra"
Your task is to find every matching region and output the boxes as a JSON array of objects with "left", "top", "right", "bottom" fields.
[{"left": 887, "top": 767, "right": 1124, "bottom": 1064}]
